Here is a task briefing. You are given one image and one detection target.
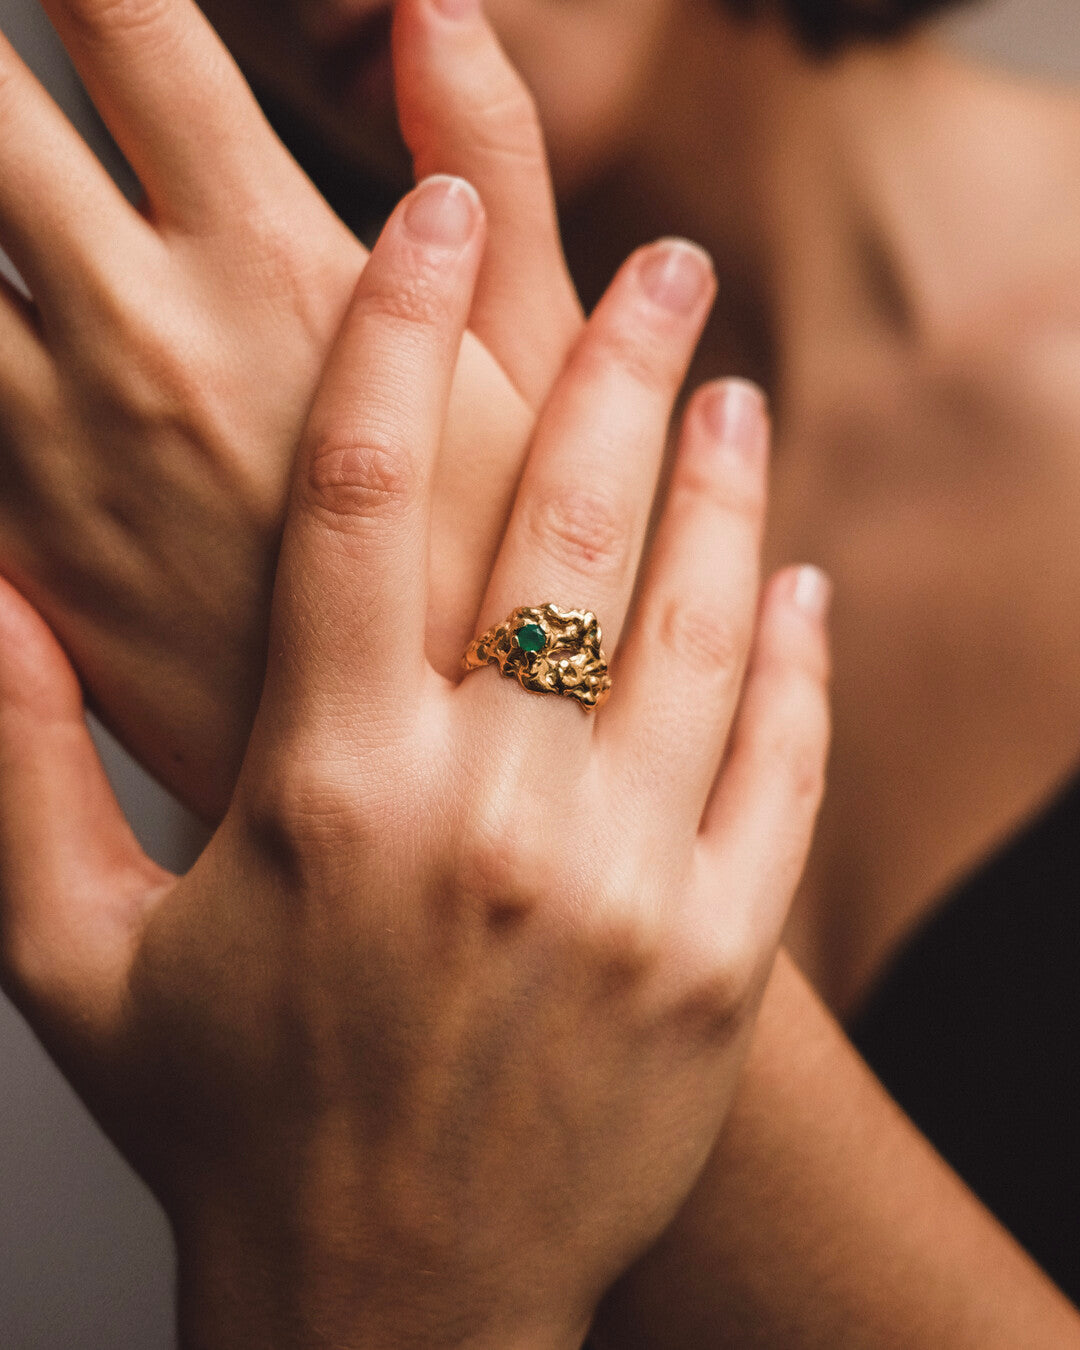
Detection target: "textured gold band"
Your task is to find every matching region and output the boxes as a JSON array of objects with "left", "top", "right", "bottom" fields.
[{"left": 462, "top": 603, "right": 612, "bottom": 711}]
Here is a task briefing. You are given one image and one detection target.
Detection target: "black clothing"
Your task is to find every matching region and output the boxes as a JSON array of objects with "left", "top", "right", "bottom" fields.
[{"left": 850, "top": 772, "right": 1080, "bottom": 1302}]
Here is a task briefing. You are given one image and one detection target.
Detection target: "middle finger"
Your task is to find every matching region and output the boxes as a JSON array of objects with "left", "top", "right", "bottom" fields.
[
  {"left": 39, "top": 0, "right": 289, "bottom": 227},
  {"left": 0, "top": 33, "right": 142, "bottom": 313},
  {"left": 468, "top": 239, "right": 715, "bottom": 730}
]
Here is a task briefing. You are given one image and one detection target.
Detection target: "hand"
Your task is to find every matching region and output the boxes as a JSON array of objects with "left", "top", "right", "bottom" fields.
[
  {"left": 0, "top": 0, "right": 579, "bottom": 820},
  {"left": 0, "top": 176, "right": 830, "bottom": 1347}
]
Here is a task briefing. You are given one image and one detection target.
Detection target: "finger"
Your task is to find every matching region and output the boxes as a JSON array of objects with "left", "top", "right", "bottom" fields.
[
  {"left": 394, "top": 0, "right": 583, "bottom": 406},
  {"left": 426, "top": 333, "right": 534, "bottom": 672},
  {"left": 695, "top": 565, "right": 832, "bottom": 939},
  {"left": 603, "top": 381, "right": 769, "bottom": 824},
  {"left": 260, "top": 176, "right": 485, "bottom": 739},
  {"left": 470, "top": 240, "right": 714, "bottom": 723},
  {"left": 38, "top": 0, "right": 292, "bottom": 224},
  {"left": 0, "top": 576, "right": 169, "bottom": 1042},
  {"left": 0, "top": 34, "right": 144, "bottom": 310}
]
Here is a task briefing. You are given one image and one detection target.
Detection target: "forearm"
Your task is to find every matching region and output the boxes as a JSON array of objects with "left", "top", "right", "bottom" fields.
[{"left": 594, "top": 951, "right": 1079, "bottom": 1349}]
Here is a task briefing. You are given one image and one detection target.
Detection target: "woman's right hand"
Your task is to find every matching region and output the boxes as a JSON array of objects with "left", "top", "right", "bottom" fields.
[
  {"left": 0, "top": 0, "right": 580, "bottom": 820},
  {"left": 0, "top": 169, "right": 831, "bottom": 1350}
]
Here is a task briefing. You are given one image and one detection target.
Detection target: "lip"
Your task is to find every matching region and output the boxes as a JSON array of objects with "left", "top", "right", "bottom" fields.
[{"left": 315, "top": 5, "right": 396, "bottom": 115}]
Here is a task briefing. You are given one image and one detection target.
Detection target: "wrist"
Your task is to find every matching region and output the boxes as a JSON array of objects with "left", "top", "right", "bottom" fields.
[
  {"left": 180, "top": 1286, "right": 585, "bottom": 1350},
  {"left": 175, "top": 1206, "right": 589, "bottom": 1350}
]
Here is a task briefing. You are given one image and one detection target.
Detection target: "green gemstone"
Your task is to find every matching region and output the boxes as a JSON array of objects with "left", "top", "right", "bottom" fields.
[{"left": 514, "top": 622, "right": 547, "bottom": 653}]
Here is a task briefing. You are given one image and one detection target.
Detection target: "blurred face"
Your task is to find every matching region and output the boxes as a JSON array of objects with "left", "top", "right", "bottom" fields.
[{"left": 202, "top": 0, "right": 679, "bottom": 193}]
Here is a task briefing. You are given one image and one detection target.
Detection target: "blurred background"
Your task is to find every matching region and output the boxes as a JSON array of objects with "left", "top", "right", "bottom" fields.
[{"left": 0, "top": 0, "right": 1076, "bottom": 1343}]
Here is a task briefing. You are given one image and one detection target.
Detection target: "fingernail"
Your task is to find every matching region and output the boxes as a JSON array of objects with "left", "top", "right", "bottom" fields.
[
  {"left": 638, "top": 239, "right": 713, "bottom": 315},
  {"left": 791, "top": 566, "right": 833, "bottom": 620},
  {"left": 432, "top": 0, "right": 480, "bottom": 17},
  {"left": 404, "top": 175, "right": 480, "bottom": 247},
  {"left": 702, "top": 379, "right": 768, "bottom": 460}
]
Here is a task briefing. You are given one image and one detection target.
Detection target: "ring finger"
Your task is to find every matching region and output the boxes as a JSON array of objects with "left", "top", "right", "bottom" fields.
[{"left": 467, "top": 239, "right": 715, "bottom": 733}]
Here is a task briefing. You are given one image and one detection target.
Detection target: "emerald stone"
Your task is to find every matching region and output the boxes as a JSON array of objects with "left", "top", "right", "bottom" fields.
[{"left": 514, "top": 622, "right": 547, "bottom": 653}]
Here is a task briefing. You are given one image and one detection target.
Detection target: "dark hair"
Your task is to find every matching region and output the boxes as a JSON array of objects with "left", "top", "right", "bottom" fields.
[{"left": 722, "top": 0, "right": 974, "bottom": 54}]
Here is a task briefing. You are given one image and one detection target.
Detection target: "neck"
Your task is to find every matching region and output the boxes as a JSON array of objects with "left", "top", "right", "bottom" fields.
[{"left": 562, "top": 7, "right": 1080, "bottom": 406}]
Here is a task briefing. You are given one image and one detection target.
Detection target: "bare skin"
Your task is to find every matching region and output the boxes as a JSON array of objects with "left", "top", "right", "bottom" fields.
[
  {"left": 0, "top": 172, "right": 833, "bottom": 1350},
  {"left": 6, "top": 0, "right": 1079, "bottom": 1022},
  {"left": 2, "top": 0, "right": 1080, "bottom": 1343},
  {"left": 558, "top": 11, "right": 1080, "bottom": 1012},
  {"left": 594, "top": 951, "right": 1080, "bottom": 1350},
  {"left": 760, "top": 51, "right": 1080, "bottom": 1013},
  {"left": 157, "top": 0, "right": 1080, "bottom": 1013},
  {"left": 777, "top": 313, "right": 1080, "bottom": 1011},
  {"left": 0, "top": 0, "right": 578, "bottom": 822}
]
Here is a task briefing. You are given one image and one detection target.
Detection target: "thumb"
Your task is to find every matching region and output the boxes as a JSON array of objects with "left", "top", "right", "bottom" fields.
[
  {"left": 393, "top": 0, "right": 582, "bottom": 407},
  {"left": 0, "top": 577, "right": 171, "bottom": 1045}
]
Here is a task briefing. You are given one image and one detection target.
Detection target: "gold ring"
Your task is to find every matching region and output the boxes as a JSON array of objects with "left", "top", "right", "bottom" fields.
[{"left": 462, "top": 603, "right": 612, "bottom": 711}]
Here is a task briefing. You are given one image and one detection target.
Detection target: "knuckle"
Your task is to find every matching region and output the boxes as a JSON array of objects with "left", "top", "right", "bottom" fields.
[
  {"left": 666, "top": 911, "right": 763, "bottom": 1039},
  {"left": 658, "top": 599, "right": 748, "bottom": 680},
  {"left": 61, "top": 0, "right": 174, "bottom": 45},
  {"left": 762, "top": 683, "right": 831, "bottom": 809},
  {"left": 675, "top": 455, "right": 766, "bottom": 521},
  {"left": 568, "top": 323, "right": 672, "bottom": 399},
  {"left": 681, "top": 946, "right": 758, "bottom": 1038},
  {"left": 785, "top": 729, "right": 830, "bottom": 811},
  {"left": 76, "top": 289, "right": 199, "bottom": 420},
  {"left": 470, "top": 78, "right": 547, "bottom": 167},
  {"left": 304, "top": 430, "right": 415, "bottom": 524},
  {"left": 523, "top": 482, "right": 629, "bottom": 579},
  {"left": 445, "top": 829, "right": 544, "bottom": 924},
  {"left": 586, "top": 901, "right": 665, "bottom": 984},
  {"left": 241, "top": 755, "right": 363, "bottom": 876},
  {"left": 66, "top": 304, "right": 287, "bottom": 534},
  {"left": 234, "top": 218, "right": 354, "bottom": 349},
  {"left": 361, "top": 267, "right": 451, "bottom": 335}
]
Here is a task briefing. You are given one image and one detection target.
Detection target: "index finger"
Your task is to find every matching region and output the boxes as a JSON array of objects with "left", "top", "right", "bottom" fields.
[{"left": 257, "top": 177, "right": 485, "bottom": 745}]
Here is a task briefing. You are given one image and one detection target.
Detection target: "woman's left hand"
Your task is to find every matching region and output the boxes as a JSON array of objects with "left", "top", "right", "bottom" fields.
[{"left": 0, "top": 172, "right": 830, "bottom": 1348}]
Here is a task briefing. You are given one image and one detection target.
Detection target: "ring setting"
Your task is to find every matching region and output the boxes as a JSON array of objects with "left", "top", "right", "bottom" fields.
[{"left": 463, "top": 603, "right": 612, "bottom": 711}]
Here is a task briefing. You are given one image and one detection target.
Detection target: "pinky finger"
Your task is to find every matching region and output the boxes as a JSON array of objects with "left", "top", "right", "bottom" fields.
[{"left": 696, "top": 565, "right": 832, "bottom": 939}]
